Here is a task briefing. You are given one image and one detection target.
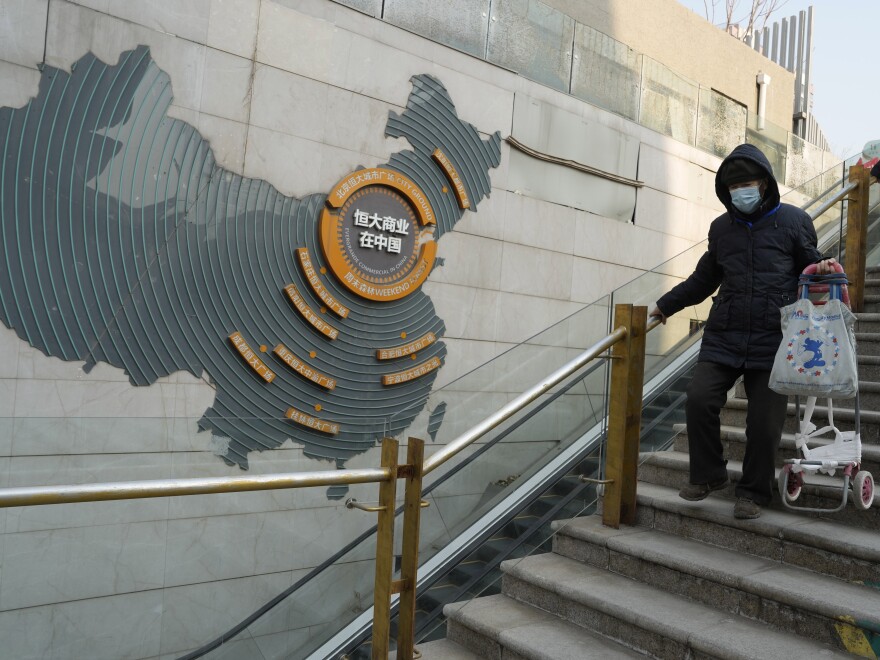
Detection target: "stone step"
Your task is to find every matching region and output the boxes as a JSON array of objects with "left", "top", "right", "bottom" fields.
[
  {"left": 720, "top": 396, "right": 880, "bottom": 440},
  {"left": 855, "top": 313, "right": 880, "bottom": 333},
  {"left": 637, "top": 450, "right": 880, "bottom": 529},
  {"left": 630, "top": 481, "right": 880, "bottom": 585},
  {"left": 857, "top": 355, "right": 880, "bottom": 380},
  {"left": 390, "top": 638, "right": 480, "bottom": 660},
  {"left": 496, "top": 552, "right": 852, "bottom": 659},
  {"left": 732, "top": 379, "right": 880, "bottom": 411},
  {"left": 444, "top": 593, "right": 645, "bottom": 659},
  {"left": 672, "top": 422, "right": 880, "bottom": 477},
  {"left": 549, "top": 516, "right": 880, "bottom": 652}
]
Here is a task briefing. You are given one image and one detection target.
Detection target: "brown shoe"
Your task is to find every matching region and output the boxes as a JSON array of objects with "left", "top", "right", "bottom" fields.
[
  {"left": 734, "top": 497, "right": 761, "bottom": 519},
  {"left": 678, "top": 477, "right": 729, "bottom": 501}
]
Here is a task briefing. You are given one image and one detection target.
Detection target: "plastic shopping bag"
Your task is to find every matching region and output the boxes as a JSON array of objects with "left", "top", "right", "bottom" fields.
[{"left": 769, "top": 297, "right": 858, "bottom": 398}]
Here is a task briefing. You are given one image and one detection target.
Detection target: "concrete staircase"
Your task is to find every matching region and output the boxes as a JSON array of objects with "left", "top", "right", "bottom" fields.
[{"left": 411, "top": 270, "right": 880, "bottom": 659}]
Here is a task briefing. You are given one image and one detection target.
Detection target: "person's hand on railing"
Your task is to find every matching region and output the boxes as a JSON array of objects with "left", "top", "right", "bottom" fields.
[
  {"left": 815, "top": 257, "right": 838, "bottom": 275},
  {"left": 649, "top": 306, "right": 667, "bottom": 325}
]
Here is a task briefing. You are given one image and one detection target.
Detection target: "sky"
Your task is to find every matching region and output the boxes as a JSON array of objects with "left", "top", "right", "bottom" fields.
[{"left": 675, "top": 1, "right": 880, "bottom": 159}]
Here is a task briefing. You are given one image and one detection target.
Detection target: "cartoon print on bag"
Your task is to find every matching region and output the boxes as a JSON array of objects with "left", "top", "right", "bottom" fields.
[{"left": 800, "top": 337, "right": 826, "bottom": 369}]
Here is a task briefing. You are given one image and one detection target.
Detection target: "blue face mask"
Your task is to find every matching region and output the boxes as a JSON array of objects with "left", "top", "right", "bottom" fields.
[{"left": 730, "top": 186, "right": 762, "bottom": 214}]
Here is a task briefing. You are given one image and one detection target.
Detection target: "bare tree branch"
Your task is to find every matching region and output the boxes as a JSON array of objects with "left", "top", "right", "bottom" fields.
[{"left": 693, "top": 0, "right": 791, "bottom": 41}]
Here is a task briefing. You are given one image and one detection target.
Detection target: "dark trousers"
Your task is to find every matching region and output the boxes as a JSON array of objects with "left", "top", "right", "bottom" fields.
[{"left": 685, "top": 361, "right": 788, "bottom": 505}]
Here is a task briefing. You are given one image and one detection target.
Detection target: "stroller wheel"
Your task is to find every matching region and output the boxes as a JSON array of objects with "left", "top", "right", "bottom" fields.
[
  {"left": 851, "top": 471, "right": 875, "bottom": 511},
  {"left": 778, "top": 465, "right": 802, "bottom": 503}
]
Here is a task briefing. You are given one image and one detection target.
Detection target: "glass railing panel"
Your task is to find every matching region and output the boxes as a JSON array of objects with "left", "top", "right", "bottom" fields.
[
  {"left": 232, "top": 534, "right": 380, "bottom": 660},
  {"left": 611, "top": 241, "right": 711, "bottom": 381},
  {"left": 786, "top": 132, "right": 831, "bottom": 192},
  {"left": 486, "top": 0, "right": 576, "bottom": 93},
  {"left": 571, "top": 22, "right": 642, "bottom": 122},
  {"left": 745, "top": 112, "right": 788, "bottom": 185},
  {"left": 696, "top": 87, "right": 746, "bottom": 159},
  {"left": 424, "top": 372, "right": 606, "bottom": 541},
  {"left": 383, "top": 0, "right": 490, "bottom": 59},
  {"left": 0, "top": 415, "right": 395, "bottom": 660},
  {"left": 639, "top": 57, "right": 699, "bottom": 145},
  {"left": 407, "top": 474, "right": 602, "bottom": 656},
  {"left": 398, "top": 295, "right": 613, "bottom": 449}
]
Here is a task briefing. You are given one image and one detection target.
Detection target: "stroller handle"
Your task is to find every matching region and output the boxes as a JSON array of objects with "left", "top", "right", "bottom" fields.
[{"left": 799, "top": 262, "right": 850, "bottom": 306}]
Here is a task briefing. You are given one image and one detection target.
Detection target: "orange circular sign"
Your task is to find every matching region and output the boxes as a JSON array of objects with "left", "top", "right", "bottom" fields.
[{"left": 320, "top": 168, "right": 437, "bottom": 302}]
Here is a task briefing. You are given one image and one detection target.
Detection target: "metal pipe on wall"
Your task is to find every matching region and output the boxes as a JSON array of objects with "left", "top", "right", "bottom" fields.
[{"left": 756, "top": 72, "right": 770, "bottom": 131}]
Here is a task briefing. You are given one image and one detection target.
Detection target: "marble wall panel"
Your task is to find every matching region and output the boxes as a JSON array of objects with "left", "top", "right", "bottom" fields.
[
  {"left": 11, "top": 416, "right": 174, "bottom": 456},
  {"left": 421, "top": 282, "right": 500, "bottom": 341},
  {"left": 8, "top": 452, "right": 174, "bottom": 488},
  {"left": 162, "top": 503, "right": 374, "bottom": 586},
  {"left": 570, "top": 257, "right": 641, "bottom": 305},
  {"left": 634, "top": 185, "right": 703, "bottom": 242},
  {"left": 0, "top": 0, "right": 48, "bottom": 69},
  {"left": 15, "top": 345, "right": 90, "bottom": 381},
  {"left": 250, "top": 64, "right": 328, "bottom": 142},
  {"left": 494, "top": 291, "right": 582, "bottom": 345},
  {"left": 4, "top": 497, "right": 169, "bottom": 534},
  {"left": 256, "top": 1, "right": 350, "bottom": 88},
  {"left": 46, "top": 2, "right": 209, "bottom": 115},
  {"left": 432, "top": 337, "right": 507, "bottom": 391},
  {"left": 0, "top": 589, "right": 164, "bottom": 660},
  {"left": 171, "top": 381, "right": 217, "bottom": 422},
  {"left": 451, "top": 188, "right": 508, "bottom": 242},
  {"left": 243, "top": 126, "right": 326, "bottom": 199},
  {"left": 638, "top": 141, "right": 705, "bottom": 201},
  {"left": 503, "top": 193, "right": 577, "bottom": 253},
  {"left": 0, "top": 457, "right": 9, "bottom": 490},
  {"left": 200, "top": 47, "right": 254, "bottom": 123},
  {"left": 207, "top": 0, "right": 261, "bottom": 59},
  {"left": 0, "top": 329, "right": 21, "bottom": 382},
  {"left": 431, "top": 233, "right": 503, "bottom": 290},
  {"left": 573, "top": 209, "right": 693, "bottom": 271},
  {"left": 67, "top": 0, "right": 212, "bottom": 43},
  {"left": 194, "top": 112, "right": 250, "bottom": 172},
  {"left": 158, "top": 570, "right": 293, "bottom": 656},
  {"left": 0, "top": 60, "right": 41, "bottom": 108},
  {"left": 0, "top": 520, "right": 167, "bottom": 610},
  {"left": 13, "top": 378, "right": 176, "bottom": 418},
  {"left": 0, "top": 381, "right": 14, "bottom": 424},
  {"left": 336, "top": 32, "right": 435, "bottom": 109},
  {"left": 499, "top": 242, "right": 573, "bottom": 300},
  {"left": 428, "top": 61, "right": 515, "bottom": 145},
  {"left": 323, "top": 85, "right": 402, "bottom": 161},
  {"left": 316, "top": 141, "right": 384, "bottom": 193},
  {"left": 685, "top": 197, "right": 721, "bottom": 240}
]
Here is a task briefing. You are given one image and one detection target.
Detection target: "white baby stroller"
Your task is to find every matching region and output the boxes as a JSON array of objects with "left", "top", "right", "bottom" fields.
[{"left": 776, "top": 265, "right": 875, "bottom": 512}]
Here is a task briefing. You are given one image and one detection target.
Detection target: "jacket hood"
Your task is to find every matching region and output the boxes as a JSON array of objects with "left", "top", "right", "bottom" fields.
[{"left": 715, "top": 143, "right": 780, "bottom": 219}]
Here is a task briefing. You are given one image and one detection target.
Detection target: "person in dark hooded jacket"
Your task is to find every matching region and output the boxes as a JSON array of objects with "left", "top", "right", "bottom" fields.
[{"left": 649, "top": 143, "right": 837, "bottom": 519}]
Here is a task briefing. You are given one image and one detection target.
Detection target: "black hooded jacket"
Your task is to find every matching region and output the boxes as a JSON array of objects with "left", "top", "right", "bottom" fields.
[{"left": 656, "top": 143, "right": 823, "bottom": 370}]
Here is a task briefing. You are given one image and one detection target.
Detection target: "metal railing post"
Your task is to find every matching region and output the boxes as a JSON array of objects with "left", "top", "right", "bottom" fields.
[
  {"left": 844, "top": 164, "right": 871, "bottom": 312},
  {"left": 395, "top": 437, "right": 426, "bottom": 660},
  {"left": 371, "top": 437, "right": 399, "bottom": 659},
  {"left": 602, "top": 304, "right": 648, "bottom": 529}
]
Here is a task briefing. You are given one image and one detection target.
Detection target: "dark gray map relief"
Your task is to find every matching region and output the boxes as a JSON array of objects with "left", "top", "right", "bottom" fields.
[{"left": 0, "top": 46, "right": 501, "bottom": 476}]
